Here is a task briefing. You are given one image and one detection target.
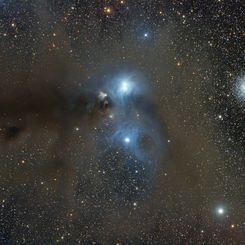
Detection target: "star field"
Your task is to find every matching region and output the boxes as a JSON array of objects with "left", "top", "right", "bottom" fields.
[{"left": 0, "top": 0, "right": 244, "bottom": 244}]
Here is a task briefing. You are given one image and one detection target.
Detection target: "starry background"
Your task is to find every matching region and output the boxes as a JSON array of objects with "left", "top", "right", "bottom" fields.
[{"left": 0, "top": 0, "right": 245, "bottom": 244}]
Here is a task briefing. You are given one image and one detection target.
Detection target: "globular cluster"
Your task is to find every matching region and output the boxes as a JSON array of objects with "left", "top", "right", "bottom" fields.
[
  {"left": 234, "top": 74, "right": 245, "bottom": 102},
  {"left": 0, "top": 0, "right": 244, "bottom": 244}
]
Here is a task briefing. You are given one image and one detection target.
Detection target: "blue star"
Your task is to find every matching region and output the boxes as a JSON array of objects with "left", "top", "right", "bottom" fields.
[
  {"left": 102, "top": 73, "right": 146, "bottom": 105},
  {"left": 124, "top": 137, "right": 131, "bottom": 144},
  {"left": 119, "top": 79, "right": 132, "bottom": 95}
]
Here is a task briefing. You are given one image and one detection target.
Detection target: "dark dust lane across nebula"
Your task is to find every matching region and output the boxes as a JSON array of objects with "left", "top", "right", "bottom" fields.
[{"left": 0, "top": 0, "right": 245, "bottom": 244}]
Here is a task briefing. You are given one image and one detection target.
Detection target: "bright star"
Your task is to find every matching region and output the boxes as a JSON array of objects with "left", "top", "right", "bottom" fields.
[
  {"left": 216, "top": 207, "right": 225, "bottom": 215},
  {"left": 124, "top": 137, "right": 131, "bottom": 143},
  {"left": 117, "top": 78, "right": 135, "bottom": 98},
  {"left": 121, "top": 80, "right": 129, "bottom": 92},
  {"left": 144, "top": 32, "right": 149, "bottom": 38},
  {"left": 104, "top": 6, "right": 112, "bottom": 14},
  {"left": 109, "top": 113, "right": 114, "bottom": 119},
  {"left": 104, "top": 72, "right": 147, "bottom": 104}
]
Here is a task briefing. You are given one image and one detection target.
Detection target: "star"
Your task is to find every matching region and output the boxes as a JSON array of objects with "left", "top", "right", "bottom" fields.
[
  {"left": 216, "top": 206, "right": 225, "bottom": 215},
  {"left": 109, "top": 113, "right": 114, "bottom": 119},
  {"left": 120, "top": 80, "right": 130, "bottom": 93},
  {"left": 98, "top": 91, "right": 108, "bottom": 100},
  {"left": 124, "top": 137, "right": 131, "bottom": 143},
  {"left": 104, "top": 6, "right": 113, "bottom": 15}
]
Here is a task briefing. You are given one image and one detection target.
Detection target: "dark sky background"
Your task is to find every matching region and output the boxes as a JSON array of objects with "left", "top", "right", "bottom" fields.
[{"left": 0, "top": 0, "right": 244, "bottom": 244}]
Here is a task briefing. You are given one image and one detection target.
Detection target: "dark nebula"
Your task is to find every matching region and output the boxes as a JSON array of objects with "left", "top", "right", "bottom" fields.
[{"left": 0, "top": 0, "right": 244, "bottom": 244}]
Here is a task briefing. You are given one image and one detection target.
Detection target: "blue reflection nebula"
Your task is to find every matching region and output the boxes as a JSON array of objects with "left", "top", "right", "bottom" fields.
[
  {"left": 111, "top": 118, "right": 163, "bottom": 164},
  {"left": 119, "top": 80, "right": 131, "bottom": 94},
  {"left": 103, "top": 73, "right": 148, "bottom": 105},
  {"left": 95, "top": 70, "right": 166, "bottom": 202},
  {"left": 100, "top": 72, "right": 165, "bottom": 165},
  {"left": 112, "top": 123, "right": 140, "bottom": 150}
]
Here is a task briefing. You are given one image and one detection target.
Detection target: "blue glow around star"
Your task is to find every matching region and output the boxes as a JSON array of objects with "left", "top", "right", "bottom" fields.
[
  {"left": 118, "top": 78, "right": 133, "bottom": 96},
  {"left": 112, "top": 123, "right": 139, "bottom": 149},
  {"left": 103, "top": 72, "right": 147, "bottom": 105},
  {"left": 97, "top": 71, "right": 165, "bottom": 168},
  {"left": 110, "top": 120, "right": 164, "bottom": 164},
  {"left": 124, "top": 136, "right": 131, "bottom": 144}
]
